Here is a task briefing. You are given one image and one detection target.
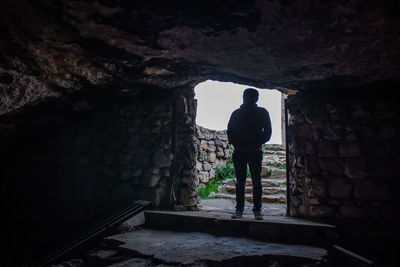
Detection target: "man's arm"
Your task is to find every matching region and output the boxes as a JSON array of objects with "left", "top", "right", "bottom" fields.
[
  {"left": 227, "top": 111, "right": 238, "bottom": 145},
  {"left": 261, "top": 109, "right": 272, "bottom": 144}
]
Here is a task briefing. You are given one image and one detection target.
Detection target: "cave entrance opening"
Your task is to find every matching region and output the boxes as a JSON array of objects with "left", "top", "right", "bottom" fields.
[{"left": 193, "top": 80, "right": 288, "bottom": 216}]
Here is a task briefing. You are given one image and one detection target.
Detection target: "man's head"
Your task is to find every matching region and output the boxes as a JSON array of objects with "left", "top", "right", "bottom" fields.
[{"left": 243, "top": 88, "right": 259, "bottom": 104}]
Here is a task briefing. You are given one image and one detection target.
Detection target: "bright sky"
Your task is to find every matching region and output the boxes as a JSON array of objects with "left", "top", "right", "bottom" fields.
[{"left": 194, "top": 80, "right": 282, "bottom": 144}]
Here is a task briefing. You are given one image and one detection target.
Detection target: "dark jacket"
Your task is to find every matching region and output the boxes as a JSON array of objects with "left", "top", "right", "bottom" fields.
[{"left": 227, "top": 104, "right": 272, "bottom": 150}]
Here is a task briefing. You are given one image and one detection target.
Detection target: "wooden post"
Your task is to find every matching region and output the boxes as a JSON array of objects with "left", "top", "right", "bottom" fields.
[{"left": 281, "top": 93, "right": 288, "bottom": 145}]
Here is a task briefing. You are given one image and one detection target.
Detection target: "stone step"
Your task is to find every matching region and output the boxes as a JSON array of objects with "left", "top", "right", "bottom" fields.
[
  {"left": 263, "top": 152, "right": 286, "bottom": 157},
  {"left": 261, "top": 166, "right": 271, "bottom": 177},
  {"left": 222, "top": 178, "right": 286, "bottom": 187},
  {"left": 224, "top": 185, "right": 286, "bottom": 195},
  {"left": 217, "top": 168, "right": 285, "bottom": 179},
  {"left": 144, "top": 210, "right": 336, "bottom": 247},
  {"left": 263, "top": 155, "right": 286, "bottom": 160},
  {"left": 254, "top": 178, "right": 286, "bottom": 186},
  {"left": 262, "top": 158, "right": 286, "bottom": 168},
  {"left": 264, "top": 150, "right": 286, "bottom": 156},
  {"left": 270, "top": 167, "right": 287, "bottom": 178},
  {"left": 214, "top": 192, "right": 287, "bottom": 203},
  {"left": 261, "top": 166, "right": 287, "bottom": 178},
  {"left": 263, "top": 144, "right": 286, "bottom": 152}
]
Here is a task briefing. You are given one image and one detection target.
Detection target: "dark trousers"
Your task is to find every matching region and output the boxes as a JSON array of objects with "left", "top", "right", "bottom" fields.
[{"left": 232, "top": 151, "right": 263, "bottom": 212}]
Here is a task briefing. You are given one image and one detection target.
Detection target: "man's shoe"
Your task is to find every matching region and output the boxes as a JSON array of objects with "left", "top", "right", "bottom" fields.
[
  {"left": 231, "top": 210, "right": 243, "bottom": 219},
  {"left": 253, "top": 210, "right": 263, "bottom": 220}
]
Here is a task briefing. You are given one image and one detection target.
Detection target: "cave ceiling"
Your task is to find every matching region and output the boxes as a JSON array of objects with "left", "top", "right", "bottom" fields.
[{"left": 0, "top": 0, "right": 399, "bottom": 115}]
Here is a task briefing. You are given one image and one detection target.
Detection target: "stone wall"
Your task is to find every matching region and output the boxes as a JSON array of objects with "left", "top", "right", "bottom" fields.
[
  {"left": 286, "top": 88, "right": 400, "bottom": 256},
  {"left": 172, "top": 92, "right": 200, "bottom": 210},
  {"left": 1, "top": 87, "right": 198, "bottom": 261},
  {"left": 3, "top": 96, "right": 173, "bottom": 221},
  {"left": 194, "top": 126, "right": 233, "bottom": 184}
]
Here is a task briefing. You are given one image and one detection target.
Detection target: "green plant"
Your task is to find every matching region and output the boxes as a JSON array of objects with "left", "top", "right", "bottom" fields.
[
  {"left": 226, "top": 155, "right": 233, "bottom": 165},
  {"left": 215, "top": 156, "right": 235, "bottom": 180},
  {"left": 216, "top": 165, "right": 235, "bottom": 180},
  {"left": 198, "top": 179, "right": 223, "bottom": 199},
  {"left": 198, "top": 156, "right": 236, "bottom": 199},
  {"left": 215, "top": 155, "right": 253, "bottom": 178},
  {"left": 276, "top": 163, "right": 287, "bottom": 170},
  {"left": 226, "top": 178, "right": 236, "bottom": 185}
]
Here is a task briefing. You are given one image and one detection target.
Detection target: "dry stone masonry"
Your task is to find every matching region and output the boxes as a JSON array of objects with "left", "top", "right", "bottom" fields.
[
  {"left": 172, "top": 91, "right": 200, "bottom": 210},
  {"left": 286, "top": 88, "right": 400, "bottom": 253},
  {"left": 1, "top": 86, "right": 201, "bottom": 264},
  {"left": 1, "top": 87, "right": 199, "bottom": 241},
  {"left": 195, "top": 125, "right": 232, "bottom": 185},
  {"left": 287, "top": 89, "right": 399, "bottom": 219}
]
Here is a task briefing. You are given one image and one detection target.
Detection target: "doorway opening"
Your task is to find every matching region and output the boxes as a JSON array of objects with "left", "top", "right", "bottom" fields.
[{"left": 194, "top": 80, "right": 288, "bottom": 217}]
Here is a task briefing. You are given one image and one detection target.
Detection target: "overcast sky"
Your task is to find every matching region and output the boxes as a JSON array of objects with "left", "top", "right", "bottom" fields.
[{"left": 194, "top": 80, "right": 282, "bottom": 144}]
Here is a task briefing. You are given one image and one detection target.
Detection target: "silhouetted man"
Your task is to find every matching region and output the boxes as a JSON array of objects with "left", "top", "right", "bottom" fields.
[{"left": 227, "top": 88, "right": 272, "bottom": 220}]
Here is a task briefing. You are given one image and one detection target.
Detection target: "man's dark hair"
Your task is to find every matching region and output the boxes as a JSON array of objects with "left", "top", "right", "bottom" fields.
[{"left": 243, "top": 88, "right": 259, "bottom": 104}]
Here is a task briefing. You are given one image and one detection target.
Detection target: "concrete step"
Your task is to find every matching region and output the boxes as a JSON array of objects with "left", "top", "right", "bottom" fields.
[
  {"left": 224, "top": 185, "right": 286, "bottom": 195},
  {"left": 144, "top": 210, "right": 336, "bottom": 247},
  {"left": 214, "top": 192, "right": 287, "bottom": 203}
]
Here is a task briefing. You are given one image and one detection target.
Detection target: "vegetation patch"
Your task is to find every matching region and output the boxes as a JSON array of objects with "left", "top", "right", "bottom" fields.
[
  {"left": 215, "top": 156, "right": 235, "bottom": 179},
  {"left": 276, "top": 163, "right": 286, "bottom": 170},
  {"left": 198, "top": 180, "right": 223, "bottom": 199},
  {"left": 198, "top": 156, "right": 235, "bottom": 199}
]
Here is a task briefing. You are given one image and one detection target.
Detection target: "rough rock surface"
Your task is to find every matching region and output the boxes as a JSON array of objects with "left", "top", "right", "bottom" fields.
[
  {"left": 105, "top": 229, "right": 328, "bottom": 265},
  {"left": 1, "top": 0, "right": 400, "bottom": 115}
]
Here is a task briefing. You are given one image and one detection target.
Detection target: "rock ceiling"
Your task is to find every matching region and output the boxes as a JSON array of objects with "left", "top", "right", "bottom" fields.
[{"left": 0, "top": 0, "right": 399, "bottom": 115}]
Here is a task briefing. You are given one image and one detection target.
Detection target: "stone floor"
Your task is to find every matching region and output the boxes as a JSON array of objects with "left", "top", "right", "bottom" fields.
[
  {"left": 50, "top": 200, "right": 336, "bottom": 266},
  {"left": 97, "top": 229, "right": 328, "bottom": 266},
  {"left": 51, "top": 200, "right": 330, "bottom": 266},
  {"left": 198, "top": 198, "right": 287, "bottom": 217}
]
